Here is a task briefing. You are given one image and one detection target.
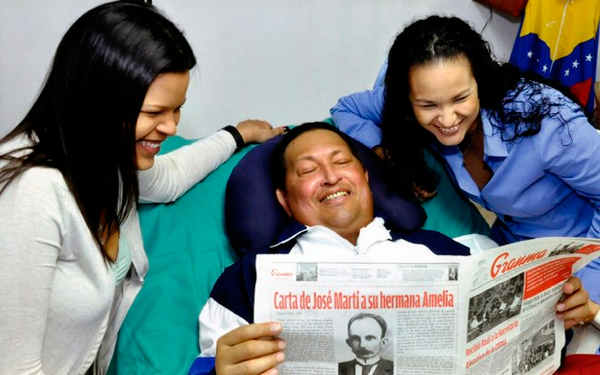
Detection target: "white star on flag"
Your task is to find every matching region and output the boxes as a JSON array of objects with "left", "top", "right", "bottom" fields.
[
  {"left": 564, "top": 69, "right": 570, "bottom": 77},
  {"left": 572, "top": 60, "right": 579, "bottom": 68},
  {"left": 542, "top": 65, "right": 548, "bottom": 73},
  {"left": 527, "top": 51, "right": 533, "bottom": 58},
  {"left": 586, "top": 54, "right": 593, "bottom": 62}
]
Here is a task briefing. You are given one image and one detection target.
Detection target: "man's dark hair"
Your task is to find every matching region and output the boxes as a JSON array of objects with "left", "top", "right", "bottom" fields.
[
  {"left": 270, "top": 122, "right": 365, "bottom": 192},
  {"left": 347, "top": 312, "right": 388, "bottom": 337}
]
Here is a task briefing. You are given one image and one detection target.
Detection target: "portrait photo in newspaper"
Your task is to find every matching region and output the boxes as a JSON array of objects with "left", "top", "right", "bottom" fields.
[
  {"left": 338, "top": 312, "right": 394, "bottom": 375},
  {"left": 448, "top": 267, "right": 458, "bottom": 281},
  {"left": 467, "top": 273, "right": 525, "bottom": 342}
]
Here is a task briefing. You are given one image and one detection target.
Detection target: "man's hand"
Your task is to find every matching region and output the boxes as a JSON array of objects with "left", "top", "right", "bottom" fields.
[
  {"left": 215, "top": 322, "right": 286, "bottom": 375},
  {"left": 235, "top": 120, "right": 286, "bottom": 144},
  {"left": 555, "top": 276, "right": 599, "bottom": 329}
]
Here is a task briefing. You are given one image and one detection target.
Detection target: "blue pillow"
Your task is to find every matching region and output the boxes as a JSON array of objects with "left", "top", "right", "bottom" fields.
[{"left": 225, "top": 130, "right": 427, "bottom": 256}]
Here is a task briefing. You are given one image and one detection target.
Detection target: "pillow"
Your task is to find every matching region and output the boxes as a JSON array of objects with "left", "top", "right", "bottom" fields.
[{"left": 225, "top": 126, "right": 427, "bottom": 256}]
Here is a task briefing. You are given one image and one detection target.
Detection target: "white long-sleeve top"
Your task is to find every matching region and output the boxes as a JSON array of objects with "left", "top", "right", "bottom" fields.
[{"left": 0, "top": 130, "right": 237, "bottom": 374}]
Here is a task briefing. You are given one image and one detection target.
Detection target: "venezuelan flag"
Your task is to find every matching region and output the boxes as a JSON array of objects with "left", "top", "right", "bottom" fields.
[{"left": 509, "top": 0, "right": 600, "bottom": 113}]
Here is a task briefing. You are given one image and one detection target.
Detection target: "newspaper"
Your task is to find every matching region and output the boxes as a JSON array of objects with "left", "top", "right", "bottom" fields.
[{"left": 254, "top": 237, "right": 600, "bottom": 375}]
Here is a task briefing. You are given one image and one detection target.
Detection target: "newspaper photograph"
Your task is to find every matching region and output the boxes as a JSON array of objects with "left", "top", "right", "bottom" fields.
[{"left": 254, "top": 237, "right": 600, "bottom": 375}]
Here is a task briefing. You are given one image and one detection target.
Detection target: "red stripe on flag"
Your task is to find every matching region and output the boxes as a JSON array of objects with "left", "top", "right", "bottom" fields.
[{"left": 570, "top": 78, "right": 593, "bottom": 109}]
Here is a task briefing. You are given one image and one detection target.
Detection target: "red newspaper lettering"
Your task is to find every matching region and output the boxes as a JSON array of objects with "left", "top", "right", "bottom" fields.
[
  {"left": 523, "top": 258, "right": 576, "bottom": 299},
  {"left": 466, "top": 352, "right": 487, "bottom": 369},
  {"left": 489, "top": 339, "right": 507, "bottom": 353},
  {"left": 466, "top": 341, "right": 482, "bottom": 356},
  {"left": 334, "top": 291, "right": 360, "bottom": 309},
  {"left": 422, "top": 290, "right": 454, "bottom": 307},
  {"left": 312, "top": 291, "right": 333, "bottom": 309},
  {"left": 273, "top": 291, "right": 298, "bottom": 309},
  {"left": 379, "top": 292, "right": 421, "bottom": 308},
  {"left": 497, "top": 321, "right": 519, "bottom": 337},
  {"left": 299, "top": 291, "right": 311, "bottom": 308},
  {"left": 367, "top": 295, "right": 378, "bottom": 309},
  {"left": 490, "top": 250, "right": 547, "bottom": 278}
]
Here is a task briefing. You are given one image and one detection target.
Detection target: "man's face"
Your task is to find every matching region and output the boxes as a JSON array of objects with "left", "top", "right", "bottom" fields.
[
  {"left": 346, "top": 317, "right": 388, "bottom": 360},
  {"left": 275, "top": 129, "right": 373, "bottom": 243}
]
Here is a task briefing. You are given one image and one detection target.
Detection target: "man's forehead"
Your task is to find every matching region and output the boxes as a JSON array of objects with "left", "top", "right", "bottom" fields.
[
  {"left": 290, "top": 149, "right": 347, "bottom": 164},
  {"left": 350, "top": 317, "right": 380, "bottom": 331},
  {"left": 285, "top": 130, "right": 351, "bottom": 162}
]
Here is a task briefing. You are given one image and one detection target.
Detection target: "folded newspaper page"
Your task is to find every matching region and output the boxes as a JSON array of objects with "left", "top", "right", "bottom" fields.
[{"left": 254, "top": 237, "right": 600, "bottom": 375}]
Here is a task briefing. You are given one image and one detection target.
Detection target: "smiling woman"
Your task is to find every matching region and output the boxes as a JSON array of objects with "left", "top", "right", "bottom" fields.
[
  {"left": 331, "top": 14, "right": 600, "bottom": 333},
  {"left": 407, "top": 55, "right": 480, "bottom": 148},
  {"left": 0, "top": 1, "right": 282, "bottom": 374},
  {"left": 135, "top": 71, "right": 190, "bottom": 170}
]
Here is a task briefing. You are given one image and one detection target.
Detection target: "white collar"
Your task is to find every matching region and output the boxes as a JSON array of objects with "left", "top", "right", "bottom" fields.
[
  {"left": 291, "top": 217, "right": 391, "bottom": 256},
  {"left": 356, "top": 356, "right": 382, "bottom": 366}
]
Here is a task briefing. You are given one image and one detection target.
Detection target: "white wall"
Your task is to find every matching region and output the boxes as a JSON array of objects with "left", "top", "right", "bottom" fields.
[{"left": 0, "top": 0, "right": 520, "bottom": 139}]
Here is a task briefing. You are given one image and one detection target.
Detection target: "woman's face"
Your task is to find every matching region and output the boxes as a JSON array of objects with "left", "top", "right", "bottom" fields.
[
  {"left": 408, "top": 55, "right": 480, "bottom": 146},
  {"left": 135, "top": 71, "right": 190, "bottom": 170}
]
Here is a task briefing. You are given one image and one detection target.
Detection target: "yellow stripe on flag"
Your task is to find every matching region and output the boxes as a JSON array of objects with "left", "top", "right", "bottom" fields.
[{"left": 520, "top": 0, "right": 600, "bottom": 61}]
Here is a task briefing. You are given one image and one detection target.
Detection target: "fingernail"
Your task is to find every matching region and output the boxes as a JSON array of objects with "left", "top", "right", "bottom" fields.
[
  {"left": 278, "top": 340, "right": 287, "bottom": 350},
  {"left": 282, "top": 126, "right": 289, "bottom": 132},
  {"left": 271, "top": 323, "right": 282, "bottom": 333},
  {"left": 276, "top": 352, "right": 285, "bottom": 362},
  {"left": 556, "top": 303, "right": 565, "bottom": 311}
]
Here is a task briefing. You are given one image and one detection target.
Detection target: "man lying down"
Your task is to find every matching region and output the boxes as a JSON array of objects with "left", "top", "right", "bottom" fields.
[{"left": 195, "top": 122, "right": 593, "bottom": 375}]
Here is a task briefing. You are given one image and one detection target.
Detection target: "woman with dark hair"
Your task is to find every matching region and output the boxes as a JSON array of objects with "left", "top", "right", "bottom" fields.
[
  {"left": 0, "top": 1, "right": 282, "bottom": 373},
  {"left": 331, "top": 15, "right": 600, "bottom": 329}
]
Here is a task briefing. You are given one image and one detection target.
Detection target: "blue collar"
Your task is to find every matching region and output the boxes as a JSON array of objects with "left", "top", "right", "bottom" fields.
[{"left": 481, "top": 109, "right": 509, "bottom": 159}]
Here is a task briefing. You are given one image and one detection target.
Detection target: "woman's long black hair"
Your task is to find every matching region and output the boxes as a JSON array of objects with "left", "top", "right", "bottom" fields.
[
  {"left": 0, "top": 1, "right": 196, "bottom": 260},
  {"left": 381, "top": 15, "right": 585, "bottom": 197}
]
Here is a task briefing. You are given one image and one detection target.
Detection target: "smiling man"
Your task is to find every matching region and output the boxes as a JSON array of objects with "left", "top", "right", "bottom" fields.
[
  {"left": 195, "top": 122, "right": 469, "bottom": 375},
  {"left": 272, "top": 124, "right": 374, "bottom": 246}
]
